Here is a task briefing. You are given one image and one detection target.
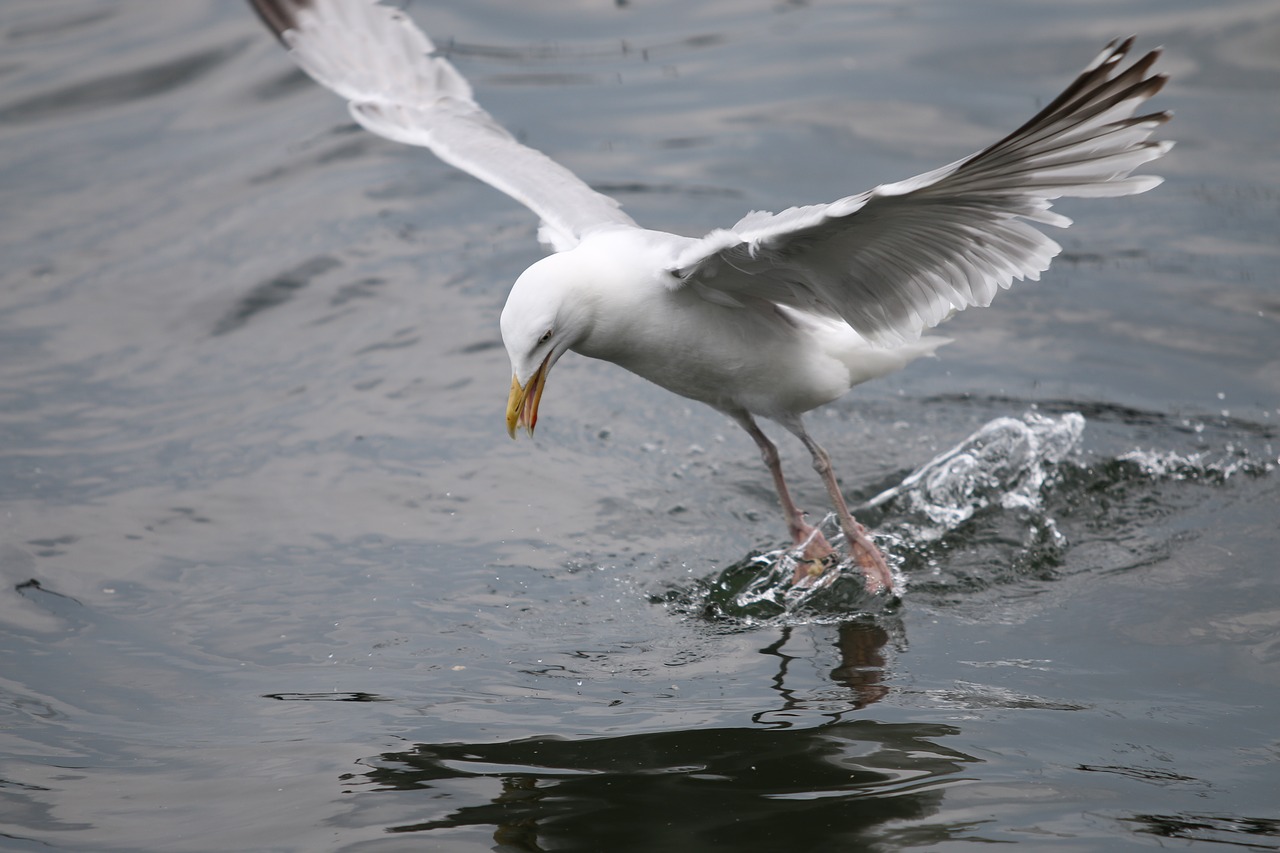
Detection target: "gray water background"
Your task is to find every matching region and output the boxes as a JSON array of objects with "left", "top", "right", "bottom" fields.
[{"left": 1, "top": 1, "right": 1278, "bottom": 850}]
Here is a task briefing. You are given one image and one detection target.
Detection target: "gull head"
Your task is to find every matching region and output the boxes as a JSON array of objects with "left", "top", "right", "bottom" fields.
[{"left": 500, "top": 252, "right": 595, "bottom": 439}]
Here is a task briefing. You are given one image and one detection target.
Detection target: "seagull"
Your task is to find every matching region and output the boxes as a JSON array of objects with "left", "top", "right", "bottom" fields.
[{"left": 248, "top": 0, "right": 1171, "bottom": 594}]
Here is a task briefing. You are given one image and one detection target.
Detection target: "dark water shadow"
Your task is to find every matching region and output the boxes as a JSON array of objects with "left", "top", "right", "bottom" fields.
[
  {"left": 336, "top": 619, "right": 968, "bottom": 851},
  {"left": 213, "top": 255, "right": 342, "bottom": 336},
  {"left": 0, "top": 39, "right": 251, "bottom": 125},
  {"left": 356, "top": 718, "right": 973, "bottom": 852},
  {"left": 6, "top": 8, "right": 115, "bottom": 42},
  {"left": 1119, "top": 813, "right": 1280, "bottom": 849}
]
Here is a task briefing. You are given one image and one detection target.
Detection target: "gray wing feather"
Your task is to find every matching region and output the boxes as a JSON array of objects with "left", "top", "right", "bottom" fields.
[
  {"left": 674, "top": 38, "right": 1172, "bottom": 345},
  {"left": 249, "top": 0, "right": 636, "bottom": 252}
]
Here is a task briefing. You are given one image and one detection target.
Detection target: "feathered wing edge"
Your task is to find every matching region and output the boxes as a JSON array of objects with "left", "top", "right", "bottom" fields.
[
  {"left": 248, "top": 0, "right": 636, "bottom": 252},
  {"left": 674, "top": 38, "right": 1173, "bottom": 346}
]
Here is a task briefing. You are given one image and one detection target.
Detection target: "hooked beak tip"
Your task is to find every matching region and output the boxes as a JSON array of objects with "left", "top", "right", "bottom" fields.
[{"left": 506, "top": 357, "right": 549, "bottom": 439}]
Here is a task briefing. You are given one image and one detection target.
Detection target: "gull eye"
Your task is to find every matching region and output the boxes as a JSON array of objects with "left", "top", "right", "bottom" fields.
[{"left": 538, "top": 328, "right": 553, "bottom": 345}]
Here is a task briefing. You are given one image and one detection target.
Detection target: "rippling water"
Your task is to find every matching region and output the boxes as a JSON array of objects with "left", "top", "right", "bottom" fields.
[{"left": 2, "top": 1, "right": 1278, "bottom": 851}]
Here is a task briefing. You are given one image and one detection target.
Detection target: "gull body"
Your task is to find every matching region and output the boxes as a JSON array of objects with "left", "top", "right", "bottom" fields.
[
  {"left": 503, "top": 228, "right": 944, "bottom": 420},
  {"left": 248, "top": 0, "right": 1171, "bottom": 593}
]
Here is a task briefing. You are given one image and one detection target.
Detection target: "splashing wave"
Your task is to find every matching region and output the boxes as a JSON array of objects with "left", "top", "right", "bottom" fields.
[{"left": 659, "top": 409, "right": 1275, "bottom": 625}]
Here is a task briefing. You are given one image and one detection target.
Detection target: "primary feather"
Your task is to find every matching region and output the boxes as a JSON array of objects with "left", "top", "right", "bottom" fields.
[{"left": 672, "top": 38, "right": 1171, "bottom": 345}]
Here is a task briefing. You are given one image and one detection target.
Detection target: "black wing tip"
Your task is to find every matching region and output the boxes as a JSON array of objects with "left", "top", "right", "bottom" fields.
[
  {"left": 1137, "top": 108, "right": 1174, "bottom": 126},
  {"left": 248, "top": 0, "right": 313, "bottom": 42},
  {"left": 1112, "top": 35, "right": 1137, "bottom": 56},
  {"left": 1096, "top": 37, "right": 1166, "bottom": 80},
  {"left": 1098, "top": 37, "right": 1161, "bottom": 76},
  {"left": 1146, "top": 72, "right": 1170, "bottom": 99}
]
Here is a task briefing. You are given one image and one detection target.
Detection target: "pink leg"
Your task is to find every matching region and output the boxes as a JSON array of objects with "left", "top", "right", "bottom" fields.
[
  {"left": 734, "top": 413, "right": 836, "bottom": 583},
  {"left": 784, "top": 418, "right": 894, "bottom": 594}
]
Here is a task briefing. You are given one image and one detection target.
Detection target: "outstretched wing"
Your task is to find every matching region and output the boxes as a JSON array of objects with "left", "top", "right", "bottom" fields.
[
  {"left": 673, "top": 38, "right": 1172, "bottom": 345},
  {"left": 249, "top": 0, "right": 637, "bottom": 252}
]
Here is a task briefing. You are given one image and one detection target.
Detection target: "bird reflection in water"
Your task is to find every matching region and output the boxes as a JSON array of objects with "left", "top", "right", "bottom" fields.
[
  {"left": 830, "top": 620, "right": 894, "bottom": 707},
  {"left": 753, "top": 618, "right": 896, "bottom": 728},
  {"left": 490, "top": 776, "right": 546, "bottom": 853},
  {"left": 357, "top": 618, "right": 949, "bottom": 852}
]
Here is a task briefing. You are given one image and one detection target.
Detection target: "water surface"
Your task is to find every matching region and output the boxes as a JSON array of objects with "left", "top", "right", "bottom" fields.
[{"left": 1, "top": 1, "right": 1278, "bottom": 850}]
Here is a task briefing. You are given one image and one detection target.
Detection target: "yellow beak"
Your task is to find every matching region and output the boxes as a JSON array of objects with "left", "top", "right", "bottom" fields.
[{"left": 505, "top": 354, "right": 551, "bottom": 438}]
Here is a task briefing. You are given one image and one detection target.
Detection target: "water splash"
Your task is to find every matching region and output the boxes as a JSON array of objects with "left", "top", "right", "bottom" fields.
[
  {"left": 1115, "top": 447, "right": 1272, "bottom": 482},
  {"left": 669, "top": 411, "right": 1086, "bottom": 623},
  {"left": 660, "top": 407, "right": 1275, "bottom": 624},
  {"left": 861, "top": 411, "right": 1084, "bottom": 541},
  {"left": 686, "top": 521, "right": 885, "bottom": 625}
]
